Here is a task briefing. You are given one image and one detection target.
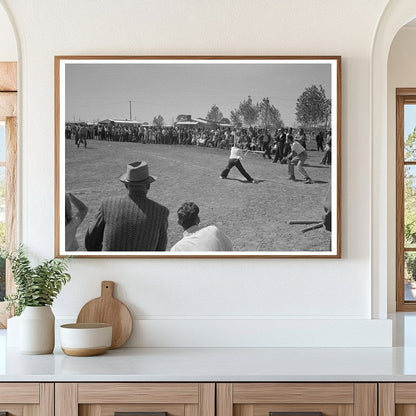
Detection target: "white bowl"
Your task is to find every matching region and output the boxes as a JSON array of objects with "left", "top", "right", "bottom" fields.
[{"left": 60, "top": 323, "right": 112, "bottom": 356}]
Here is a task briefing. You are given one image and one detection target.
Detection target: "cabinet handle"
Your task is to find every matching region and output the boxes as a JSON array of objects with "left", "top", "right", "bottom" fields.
[
  {"left": 115, "top": 412, "right": 168, "bottom": 416},
  {"left": 270, "top": 413, "right": 323, "bottom": 416}
]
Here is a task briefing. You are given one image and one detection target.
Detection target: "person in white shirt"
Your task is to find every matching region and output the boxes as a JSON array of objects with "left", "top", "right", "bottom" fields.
[
  {"left": 284, "top": 135, "right": 313, "bottom": 184},
  {"left": 170, "top": 202, "right": 233, "bottom": 252},
  {"left": 220, "top": 144, "right": 255, "bottom": 183}
]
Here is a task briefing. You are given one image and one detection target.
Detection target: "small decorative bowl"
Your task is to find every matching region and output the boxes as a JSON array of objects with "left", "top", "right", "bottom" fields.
[{"left": 60, "top": 323, "right": 112, "bottom": 356}]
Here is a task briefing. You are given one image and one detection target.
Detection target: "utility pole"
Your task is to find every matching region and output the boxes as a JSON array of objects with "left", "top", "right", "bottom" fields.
[
  {"left": 264, "top": 97, "right": 270, "bottom": 130},
  {"left": 129, "top": 101, "right": 132, "bottom": 120}
]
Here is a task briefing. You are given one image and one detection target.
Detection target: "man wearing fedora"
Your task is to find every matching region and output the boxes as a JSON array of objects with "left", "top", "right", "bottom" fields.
[{"left": 85, "top": 161, "right": 169, "bottom": 251}]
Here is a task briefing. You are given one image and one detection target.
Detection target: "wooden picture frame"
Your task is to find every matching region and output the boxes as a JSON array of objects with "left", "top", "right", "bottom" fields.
[{"left": 55, "top": 56, "right": 341, "bottom": 258}]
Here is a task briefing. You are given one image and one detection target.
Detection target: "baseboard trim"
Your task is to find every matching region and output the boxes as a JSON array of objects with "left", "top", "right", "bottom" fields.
[{"left": 52, "top": 317, "right": 392, "bottom": 348}]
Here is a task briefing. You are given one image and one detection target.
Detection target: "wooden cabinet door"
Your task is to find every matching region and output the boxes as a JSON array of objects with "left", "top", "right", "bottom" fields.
[
  {"left": 217, "top": 383, "right": 377, "bottom": 416},
  {"left": 0, "top": 383, "right": 53, "bottom": 416},
  {"left": 379, "top": 383, "right": 416, "bottom": 416},
  {"left": 55, "top": 383, "right": 215, "bottom": 416}
]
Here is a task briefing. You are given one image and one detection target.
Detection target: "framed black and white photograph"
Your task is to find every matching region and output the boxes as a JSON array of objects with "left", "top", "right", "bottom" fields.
[{"left": 55, "top": 56, "right": 341, "bottom": 258}]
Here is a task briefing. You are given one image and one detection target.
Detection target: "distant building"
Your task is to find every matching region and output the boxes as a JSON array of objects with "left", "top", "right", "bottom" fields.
[
  {"left": 175, "top": 115, "right": 232, "bottom": 129},
  {"left": 98, "top": 119, "right": 142, "bottom": 127}
]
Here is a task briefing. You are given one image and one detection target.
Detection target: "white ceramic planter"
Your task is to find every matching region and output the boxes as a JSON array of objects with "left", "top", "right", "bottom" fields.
[{"left": 19, "top": 306, "right": 55, "bottom": 354}]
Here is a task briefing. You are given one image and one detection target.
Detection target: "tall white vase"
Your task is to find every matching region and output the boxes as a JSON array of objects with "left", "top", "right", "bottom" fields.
[{"left": 19, "top": 306, "right": 55, "bottom": 354}]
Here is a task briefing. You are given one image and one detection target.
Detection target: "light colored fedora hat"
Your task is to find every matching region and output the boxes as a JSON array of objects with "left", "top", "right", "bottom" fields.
[{"left": 119, "top": 161, "right": 156, "bottom": 184}]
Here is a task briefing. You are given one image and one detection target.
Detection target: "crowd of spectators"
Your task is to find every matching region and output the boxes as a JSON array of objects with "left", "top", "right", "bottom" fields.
[{"left": 65, "top": 123, "right": 332, "bottom": 160}]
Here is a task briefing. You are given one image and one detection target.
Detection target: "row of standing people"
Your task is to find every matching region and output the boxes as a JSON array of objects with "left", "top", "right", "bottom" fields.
[
  {"left": 66, "top": 123, "right": 331, "bottom": 158},
  {"left": 66, "top": 124, "right": 277, "bottom": 150}
]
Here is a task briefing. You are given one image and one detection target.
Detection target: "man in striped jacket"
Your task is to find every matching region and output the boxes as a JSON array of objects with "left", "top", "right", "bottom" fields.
[{"left": 85, "top": 161, "right": 169, "bottom": 251}]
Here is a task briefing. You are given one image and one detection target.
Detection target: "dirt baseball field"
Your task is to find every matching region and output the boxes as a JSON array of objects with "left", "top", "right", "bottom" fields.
[{"left": 65, "top": 139, "right": 333, "bottom": 252}]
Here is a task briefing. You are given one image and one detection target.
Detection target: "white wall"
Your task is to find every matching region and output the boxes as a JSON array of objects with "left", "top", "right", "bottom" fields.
[
  {"left": 387, "top": 26, "right": 416, "bottom": 312},
  {"left": 0, "top": 0, "right": 394, "bottom": 347},
  {"left": 0, "top": 3, "right": 16, "bottom": 61}
]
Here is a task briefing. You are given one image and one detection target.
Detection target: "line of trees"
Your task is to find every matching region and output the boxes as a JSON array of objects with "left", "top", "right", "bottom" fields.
[
  {"left": 213, "top": 85, "right": 330, "bottom": 130},
  {"left": 153, "top": 115, "right": 164, "bottom": 127},
  {"left": 150, "top": 84, "right": 331, "bottom": 130},
  {"left": 295, "top": 84, "right": 331, "bottom": 128},
  {"left": 228, "top": 96, "right": 284, "bottom": 129}
]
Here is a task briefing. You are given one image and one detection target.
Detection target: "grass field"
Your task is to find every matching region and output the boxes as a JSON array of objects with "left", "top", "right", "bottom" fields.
[{"left": 65, "top": 139, "right": 332, "bottom": 252}]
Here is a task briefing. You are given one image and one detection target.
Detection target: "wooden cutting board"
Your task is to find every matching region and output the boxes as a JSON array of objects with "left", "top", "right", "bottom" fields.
[{"left": 76, "top": 281, "right": 133, "bottom": 349}]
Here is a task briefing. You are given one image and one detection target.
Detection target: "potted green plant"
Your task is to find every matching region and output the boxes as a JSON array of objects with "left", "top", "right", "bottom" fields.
[{"left": 4, "top": 246, "right": 71, "bottom": 354}]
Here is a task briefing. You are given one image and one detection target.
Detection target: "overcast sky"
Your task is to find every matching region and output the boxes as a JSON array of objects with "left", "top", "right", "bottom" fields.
[{"left": 65, "top": 61, "right": 332, "bottom": 127}]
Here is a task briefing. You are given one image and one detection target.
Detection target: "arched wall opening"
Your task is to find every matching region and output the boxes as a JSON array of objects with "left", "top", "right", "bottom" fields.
[
  {"left": 371, "top": 0, "right": 416, "bottom": 319},
  {"left": 387, "top": 19, "right": 416, "bottom": 313}
]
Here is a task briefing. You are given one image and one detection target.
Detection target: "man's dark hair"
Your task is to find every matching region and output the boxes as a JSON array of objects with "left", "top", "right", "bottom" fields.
[{"left": 177, "top": 202, "right": 199, "bottom": 230}]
